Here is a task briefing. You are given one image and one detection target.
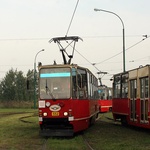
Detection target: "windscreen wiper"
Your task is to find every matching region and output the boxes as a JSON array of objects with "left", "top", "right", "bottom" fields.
[{"left": 45, "top": 79, "right": 56, "bottom": 101}]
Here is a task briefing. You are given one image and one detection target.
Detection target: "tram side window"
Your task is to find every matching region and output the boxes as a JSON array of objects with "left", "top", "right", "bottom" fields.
[
  {"left": 122, "top": 74, "right": 128, "bottom": 98},
  {"left": 108, "top": 88, "right": 112, "bottom": 99},
  {"left": 145, "top": 77, "right": 149, "bottom": 98},
  {"left": 72, "top": 68, "right": 77, "bottom": 99},
  {"left": 87, "top": 73, "right": 98, "bottom": 99},
  {"left": 93, "top": 76, "right": 98, "bottom": 99},
  {"left": 130, "top": 79, "right": 137, "bottom": 99},
  {"left": 89, "top": 74, "right": 94, "bottom": 99},
  {"left": 113, "top": 75, "right": 121, "bottom": 98},
  {"left": 90, "top": 75, "right": 93, "bottom": 99},
  {"left": 77, "top": 68, "right": 87, "bottom": 99},
  {"left": 87, "top": 73, "right": 90, "bottom": 98},
  {"left": 140, "top": 77, "right": 149, "bottom": 98}
]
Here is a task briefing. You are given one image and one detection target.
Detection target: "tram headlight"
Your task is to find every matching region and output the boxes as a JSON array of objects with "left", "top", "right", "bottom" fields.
[
  {"left": 45, "top": 102, "right": 50, "bottom": 107},
  {"left": 64, "top": 112, "right": 68, "bottom": 116},
  {"left": 43, "top": 112, "right": 48, "bottom": 116}
]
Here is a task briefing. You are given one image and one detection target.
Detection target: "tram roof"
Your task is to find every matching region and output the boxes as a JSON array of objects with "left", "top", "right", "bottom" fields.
[
  {"left": 113, "top": 64, "right": 150, "bottom": 77},
  {"left": 38, "top": 63, "right": 97, "bottom": 78}
]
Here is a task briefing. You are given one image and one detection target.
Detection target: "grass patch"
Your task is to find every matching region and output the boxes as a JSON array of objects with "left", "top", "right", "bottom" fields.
[
  {"left": 0, "top": 109, "right": 41, "bottom": 150},
  {"left": 0, "top": 100, "right": 35, "bottom": 108},
  {"left": 1, "top": 110, "right": 150, "bottom": 150},
  {"left": 46, "top": 136, "right": 86, "bottom": 150},
  {"left": 84, "top": 113, "right": 150, "bottom": 150}
]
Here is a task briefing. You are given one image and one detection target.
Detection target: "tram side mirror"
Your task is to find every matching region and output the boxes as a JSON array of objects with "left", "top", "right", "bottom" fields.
[{"left": 110, "top": 78, "right": 113, "bottom": 81}]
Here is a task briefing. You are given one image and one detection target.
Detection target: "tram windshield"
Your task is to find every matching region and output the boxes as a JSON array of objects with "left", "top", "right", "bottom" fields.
[
  {"left": 98, "top": 87, "right": 112, "bottom": 100},
  {"left": 39, "top": 68, "right": 71, "bottom": 99}
]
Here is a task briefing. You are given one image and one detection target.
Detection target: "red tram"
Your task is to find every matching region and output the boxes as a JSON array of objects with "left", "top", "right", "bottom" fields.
[
  {"left": 98, "top": 86, "right": 112, "bottom": 113},
  {"left": 38, "top": 36, "right": 99, "bottom": 136},
  {"left": 112, "top": 65, "right": 150, "bottom": 128}
]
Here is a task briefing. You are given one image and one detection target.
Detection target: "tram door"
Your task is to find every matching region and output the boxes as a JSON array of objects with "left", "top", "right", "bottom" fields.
[
  {"left": 130, "top": 79, "right": 137, "bottom": 122},
  {"left": 140, "top": 77, "right": 149, "bottom": 123}
]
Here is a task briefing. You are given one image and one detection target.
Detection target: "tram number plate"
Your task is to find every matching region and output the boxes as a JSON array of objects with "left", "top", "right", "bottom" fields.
[{"left": 52, "top": 112, "right": 59, "bottom": 116}]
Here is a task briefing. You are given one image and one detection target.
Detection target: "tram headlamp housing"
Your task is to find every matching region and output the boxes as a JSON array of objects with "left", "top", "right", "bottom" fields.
[
  {"left": 64, "top": 112, "right": 68, "bottom": 116},
  {"left": 43, "top": 112, "right": 48, "bottom": 116},
  {"left": 45, "top": 102, "right": 50, "bottom": 107}
]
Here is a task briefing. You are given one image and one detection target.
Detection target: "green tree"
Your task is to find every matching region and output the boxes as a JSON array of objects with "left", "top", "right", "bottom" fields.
[
  {"left": 0, "top": 68, "right": 34, "bottom": 102},
  {"left": 0, "top": 68, "right": 16, "bottom": 101},
  {"left": 15, "top": 71, "right": 27, "bottom": 101},
  {"left": 26, "top": 69, "right": 34, "bottom": 101}
]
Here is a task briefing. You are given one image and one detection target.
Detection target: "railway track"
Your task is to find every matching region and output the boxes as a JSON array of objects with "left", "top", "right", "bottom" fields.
[
  {"left": 0, "top": 111, "right": 34, "bottom": 118},
  {"left": 80, "top": 113, "right": 104, "bottom": 150},
  {"left": 41, "top": 135, "right": 95, "bottom": 150},
  {"left": 19, "top": 115, "right": 35, "bottom": 123},
  {"left": 40, "top": 113, "right": 104, "bottom": 150},
  {"left": 82, "top": 135, "right": 95, "bottom": 150},
  {"left": 18, "top": 112, "right": 112, "bottom": 150},
  {"left": 18, "top": 111, "right": 37, "bottom": 123},
  {"left": 42, "top": 137, "right": 49, "bottom": 150}
]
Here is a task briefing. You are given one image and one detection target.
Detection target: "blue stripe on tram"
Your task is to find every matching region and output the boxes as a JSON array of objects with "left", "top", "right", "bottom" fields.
[{"left": 40, "top": 72, "right": 71, "bottom": 78}]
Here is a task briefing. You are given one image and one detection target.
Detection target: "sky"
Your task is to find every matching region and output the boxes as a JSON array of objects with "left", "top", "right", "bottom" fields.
[{"left": 0, "top": 0, "right": 150, "bottom": 86}]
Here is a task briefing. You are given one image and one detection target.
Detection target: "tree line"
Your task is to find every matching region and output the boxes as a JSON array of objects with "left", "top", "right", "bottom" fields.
[{"left": 0, "top": 68, "right": 34, "bottom": 102}]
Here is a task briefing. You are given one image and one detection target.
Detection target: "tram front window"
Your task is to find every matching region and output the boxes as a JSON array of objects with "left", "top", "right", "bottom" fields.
[{"left": 39, "top": 68, "right": 71, "bottom": 99}]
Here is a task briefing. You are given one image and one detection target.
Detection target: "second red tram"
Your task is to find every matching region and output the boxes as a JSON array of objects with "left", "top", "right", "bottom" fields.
[
  {"left": 38, "top": 36, "right": 99, "bottom": 136},
  {"left": 112, "top": 65, "right": 150, "bottom": 128},
  {"left": 98, "top": 86, "right": 112, "bottom": 113}
]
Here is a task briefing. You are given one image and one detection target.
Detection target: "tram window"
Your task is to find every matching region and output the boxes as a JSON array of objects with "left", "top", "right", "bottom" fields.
[
  {"left": 145, "top": 77, "right": 149, "bottom": 98},
  {"left": 72, "top": 68, "right": 77, "bottom": 99},
  {"left": 39, "top": 68, "right": 71, "bottom": 99},
  {"left": 140, "top": 77, "right": 149, "bottom": 98},
  {"left": 122, "top": 74, "right": 128, "bottom": 98},
  {"left": 77, "top": 74, "right": 82, "bottom": 88},
  {"left": 108, "top": 88, "right": 112, "bottom": 99},
  {"left": 113, "top": 73, "right": 128, "bottom": 98},
  {"left": 86, "top": 72, "right": 98, "bottom": 100},
  {"left": 87, "top": 73, "right": 90, "bottom": 98},
  {"left": 113, "top": 75, "right": 121, "bottom": 98},
  {"left": 141, "top": 78, "right": 144, "bottom": 98},
  {"left": 130, "top": 79, "right": 137, "bottom": 99},
  {"left": 77, "top": 68, "right": 88, "bottom": 99}
]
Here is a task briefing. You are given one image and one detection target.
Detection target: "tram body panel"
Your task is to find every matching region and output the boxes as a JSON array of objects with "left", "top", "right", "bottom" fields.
[
  {"left": 112, "top": 65, "right": 150, "bottom": 128},
  {"left": 38, "top": 64, "right": 99, "bottom": 136},
  {"left": 98, "top": 86, "right": 112, "bottom": 112},
  {"left": 99, "top": 100, "right": 112, "bottom": 112}
]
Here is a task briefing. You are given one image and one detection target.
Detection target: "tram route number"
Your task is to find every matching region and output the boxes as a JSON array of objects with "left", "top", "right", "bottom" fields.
[{"left": 52, "top": 112, "right": 59, "bottom": 116}]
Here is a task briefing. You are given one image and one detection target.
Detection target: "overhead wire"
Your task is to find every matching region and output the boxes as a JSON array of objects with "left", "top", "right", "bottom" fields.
[
  {"left": 95, "top": 35, "right": 150, "bottom": 65},
  {"left": 0, "top": 34, "right": 148, "bottom": 41},
  {"left": 65, "top": 0, "right": 79, "bottom": 37},
  {"left": 72, "top": 35, "right": 150, "bottom": 80},
  {"left": 0, "top": 34, "right": 149, "bottom": 79},
  {"left": 66, "top": 42, "right": 101, "bottom": 73}
]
